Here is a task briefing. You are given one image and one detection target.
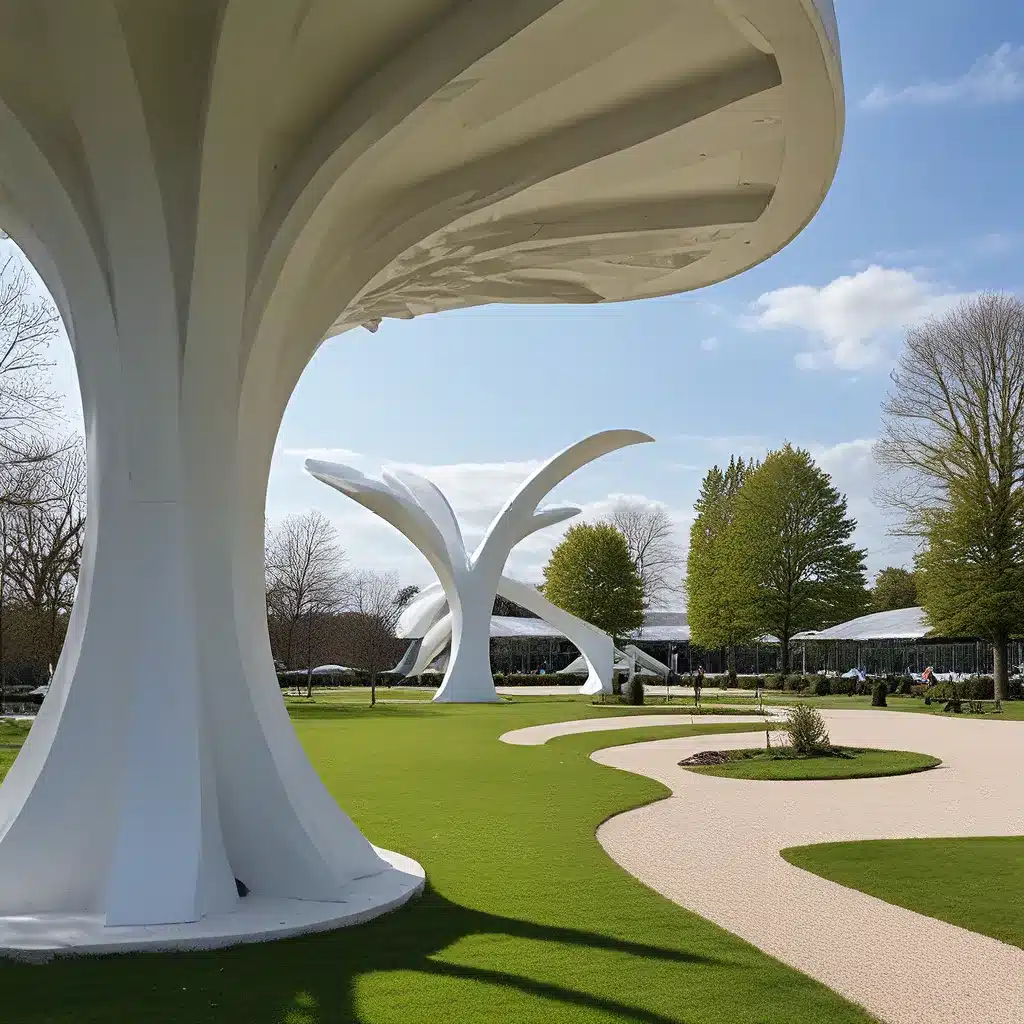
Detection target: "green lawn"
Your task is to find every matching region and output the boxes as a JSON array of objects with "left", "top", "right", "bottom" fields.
[
  {"left": 681, "top": 746, "right": 940, "bottom": 781},
  {"left": 0, "top": 700, "right": 876, "bottom": 1024},
  {"left": 782, "top": 836, "right": 1024, "bottom": 948}
]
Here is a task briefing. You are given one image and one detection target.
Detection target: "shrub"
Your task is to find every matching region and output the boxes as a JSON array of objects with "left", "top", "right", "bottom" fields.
[
  {"left": 830, "top": 675, "right": 851, "bottom": 696},
  {"left": 783, "top": 673, "right": 807, "bottom": 692},
  {"left": 910, "top": 683, "right": 927, "bottom": 697},
  {"left": 623, "top": 675, "right": 645, "bottom": 705},
  {"left": 871, "top": 680, "right": 887, "bottom": 707},
  {"left": 785, "top": 705, "right": 831, "bottom": 754},
  {"left": 765, "top": 673, "right": 786, "bottom": 691},
  {"left": 738, "top": 675, "right": 764, "bottom": 691},
  {"left": 809, "top": 675, "right": 831, "bottom": 696}
]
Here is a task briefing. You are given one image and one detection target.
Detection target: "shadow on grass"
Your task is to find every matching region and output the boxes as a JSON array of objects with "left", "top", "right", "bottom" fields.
[{"left": 0, "top": 884, "right": 721, "bottom": 1024}]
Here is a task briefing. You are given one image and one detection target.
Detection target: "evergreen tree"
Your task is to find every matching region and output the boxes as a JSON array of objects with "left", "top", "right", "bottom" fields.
[
  {"left": 731, "top": 445, "right": 868, "bottom": 672},
  {"left": 870, "top": 567, "right": 918, "bottom": 612},
  {"left": 542, "top": 523, "right": 644, "bottom": 637},
  {"left": 686, "top": 457, "right": 757, "bottom": 671}
]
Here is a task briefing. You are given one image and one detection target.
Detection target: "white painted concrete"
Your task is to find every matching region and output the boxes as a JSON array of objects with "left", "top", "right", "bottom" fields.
[
  {"left": 0, "top": 1, "right": 842, "bottom": 948},
  {"left": 590, "top": 712, "right": 1024, "bottom": 1024},
  {"left": 396, "top": 576, "right": 616, "bottom": 697},
  {"left": 308, "top": 430, "right": 648, "bottom": 701},
  {"left": 0, "top": 848, "right": 423, "bottom": 962}
]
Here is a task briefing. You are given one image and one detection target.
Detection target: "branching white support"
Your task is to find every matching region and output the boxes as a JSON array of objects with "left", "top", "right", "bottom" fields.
[
  {"left": 0, "top": 0, "right": 841, "bottom": 955},
  {"left": 398, "top": 577, "right": 615, "bottom": 696},
  {"left": 307, "top": 430, "right": 651, "bottom": 701}
]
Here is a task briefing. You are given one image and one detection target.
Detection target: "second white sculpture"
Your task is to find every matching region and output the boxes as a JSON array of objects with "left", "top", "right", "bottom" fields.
[{"left": 306, "top": 429, "right": 652, "bottom": 702}]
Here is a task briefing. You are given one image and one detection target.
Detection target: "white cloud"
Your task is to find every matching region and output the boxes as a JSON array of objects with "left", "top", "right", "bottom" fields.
[
  {"left": 862, "top": 43, "right": 1024, "bottom": 110},
  {"left": 699, "top": 336, "right": 718, "bottom": 352},
  {"left": 749, "top": 265, "right": 967, "bottom": 370}
]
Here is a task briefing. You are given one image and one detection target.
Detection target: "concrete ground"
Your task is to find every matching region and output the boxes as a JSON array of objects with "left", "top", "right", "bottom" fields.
[{"left": 502, "top": 710, "right": 1024, "bottom": 1024}]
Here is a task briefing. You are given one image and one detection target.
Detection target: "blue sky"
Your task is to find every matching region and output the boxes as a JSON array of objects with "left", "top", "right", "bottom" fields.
[{"left": 24, "top": 1, "right": 1024, "bottom": 600}]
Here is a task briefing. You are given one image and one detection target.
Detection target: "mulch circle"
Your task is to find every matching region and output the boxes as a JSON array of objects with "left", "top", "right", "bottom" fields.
[{"left": 678, "top": 750, "right": 732, "bottom": 766}]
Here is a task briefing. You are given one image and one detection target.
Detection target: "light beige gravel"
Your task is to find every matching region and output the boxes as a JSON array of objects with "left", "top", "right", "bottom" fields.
[
  {"left": 565, "top": 710, "right": 1024, "bottom": 1024},
  {"left": 500, "top": 711, "right": 780, "bottom": 745}
]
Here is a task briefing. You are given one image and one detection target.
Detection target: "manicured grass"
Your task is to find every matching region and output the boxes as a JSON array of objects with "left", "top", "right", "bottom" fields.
[
  {"left": 782, "top": 836, "right": 1024, "bottom": 948},
  {"left": 681, "top": 746, "right": 940, "bottom": 781},
  {"left": 0, "top": 700, "right": 877, "bottom": 1023}
]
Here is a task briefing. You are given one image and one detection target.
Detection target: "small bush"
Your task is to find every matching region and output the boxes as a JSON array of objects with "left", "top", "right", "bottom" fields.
[
  {"left": 809, "top": 675, "right": 831, "bottom": 696},
  {"left": 910, "top": 683, "right": 927, "bottom": 697},
  {"left": 738, "top": 675, "right": 764, "bottom": 691},
  {"left": 785, "top": 705, "right": 831, "bottom": 754},
  {"left": 624, "top": 675, "right": 645, "bottom": 705},
  {"left": 783, "top": 673, "right": 807, "bottom": 692},
  {"left": 871, "top": 680, "right": 887, "bottom": 707},
  {"left": 896, "top": 676, "right": 915, "bottom": 695},
  {"left": 830, "top": 675, "right": 852, "bottom": 696},
  {"left": 765, "top": 673, "right": 786, "bottom": 691}
]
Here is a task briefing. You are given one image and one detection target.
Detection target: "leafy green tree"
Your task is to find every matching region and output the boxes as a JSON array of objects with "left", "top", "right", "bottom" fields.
[
  {"left": 542, "top": 523, "right": 644, "bottom": 637},
  {"left": 915, "top": 481, "right": 1024, "bottom": 699},
  {"left": 686, "top": 457, "right": 757, "bottom": 671},
  {"left": 731, "top": 445, "right": 868, "bottom": 672},
  {"left": 877, "top": 293, "right": 1024, "bottom": 702},
  {"left": 870, "top": 567, "right": 918, "bottom": 612}
]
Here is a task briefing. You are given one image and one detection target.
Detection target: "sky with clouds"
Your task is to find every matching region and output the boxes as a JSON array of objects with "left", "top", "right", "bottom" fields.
[{"left": 14, "top": 0, "right": 1024, "bottom": 603}]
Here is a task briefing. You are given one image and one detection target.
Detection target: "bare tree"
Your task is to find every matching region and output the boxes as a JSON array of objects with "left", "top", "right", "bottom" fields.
[
  {"left": 0, "top": 253, "right": 64, "bottom": 498},
  {"left": 6, "top": 439, "right": 86, "bottom": 670},
  {"left": 344, "top": 570, "right": 411, "bottom": 705},
  {"left": 604, "top": 500, "right": 682, "bottom": 608},
  {"left": 876, "top": 293, "right": 1024, "bottom": 701},
  {"left": 265, "top": 511, "right": 349, "bottom": 694}
]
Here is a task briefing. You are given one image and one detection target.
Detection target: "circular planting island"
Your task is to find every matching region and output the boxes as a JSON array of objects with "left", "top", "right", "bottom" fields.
[{"left": 679, "top": 747, "right": 941, "bottom": 781}]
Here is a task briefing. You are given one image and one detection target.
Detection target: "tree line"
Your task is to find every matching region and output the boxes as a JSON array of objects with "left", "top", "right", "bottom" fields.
[{"left": 0, "top": 254, "right": 86, "bottom": 698}]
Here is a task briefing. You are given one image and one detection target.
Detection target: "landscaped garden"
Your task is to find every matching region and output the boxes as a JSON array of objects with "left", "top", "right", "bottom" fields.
[
  {"left": 680, "top": 746, "right": 940, "bottom": 781},
  {"left": 0, "top": 699, "right": 877, "bottom": 1024},
  {"left": 782, "top": 836, "right": 1024, "bottom": 949}
]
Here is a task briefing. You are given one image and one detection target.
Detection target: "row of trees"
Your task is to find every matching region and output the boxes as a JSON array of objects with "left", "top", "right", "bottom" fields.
[
  {"left": 0, "top": 254, "right": 87, "bottom": 693},
  {"left": 686, "top": 446, "right": 868, "bottom": 673}
]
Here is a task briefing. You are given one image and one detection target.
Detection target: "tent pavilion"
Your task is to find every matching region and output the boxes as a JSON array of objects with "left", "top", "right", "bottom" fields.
[{"left": 793, "top": 607, "right": 1020, "bottom": 677}]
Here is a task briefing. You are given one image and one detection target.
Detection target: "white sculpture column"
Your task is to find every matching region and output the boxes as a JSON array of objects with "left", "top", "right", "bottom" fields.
[
  {"left": 307, "top": 429, "right": 650, "bottom": 703},
  {"left": 0, "top": 0, "right": 842, "bottom": 951},
  {"left": 400, "top": 577, "right": 616, "bottom": 696}
]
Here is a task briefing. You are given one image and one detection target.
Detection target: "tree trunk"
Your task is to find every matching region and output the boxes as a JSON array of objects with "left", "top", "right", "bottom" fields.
[
  {"left": 370, "top": 670, "right": 377, "bottom": 707},
  {"left": 781, "top": 635, "right": 791, "bottom": 675},
  {"left": 993, "top": 634, "right": 1008, "bottom": 703}
]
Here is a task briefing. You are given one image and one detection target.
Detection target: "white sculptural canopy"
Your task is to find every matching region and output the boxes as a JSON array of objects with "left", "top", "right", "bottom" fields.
[{"left": 0, "top": 0, "right": 842, "bottom": 955}]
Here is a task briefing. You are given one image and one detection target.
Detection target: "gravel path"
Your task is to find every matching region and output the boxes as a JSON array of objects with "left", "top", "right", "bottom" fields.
[
  {"left": 500, "top": 711, "right": 778, "bottom": 745},
  {"left": 574, "top": 710, "right": 1024, "bottom": 1024}
]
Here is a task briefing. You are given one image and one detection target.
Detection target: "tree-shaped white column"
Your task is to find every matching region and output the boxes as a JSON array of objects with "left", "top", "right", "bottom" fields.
[
  {"left": 397, "top": 575, "right": 615, "bottom": 696},
  {"left": 0, "top": 0, "right": 841, "bottom": 953},
  {"left": 307, "top": 429, "right": 650, "bottom": 702}
]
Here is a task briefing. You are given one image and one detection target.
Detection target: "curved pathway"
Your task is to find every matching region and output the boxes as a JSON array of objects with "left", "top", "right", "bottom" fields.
[
  {"left": 500, "top": 711, "right": 780, "bottom": 745},
  {"left": 569, "top": 710, "right": 1024, "bottom": 1024}
]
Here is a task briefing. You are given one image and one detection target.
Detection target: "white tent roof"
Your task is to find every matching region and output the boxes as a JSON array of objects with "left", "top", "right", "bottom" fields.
[{"left": 792, "top": 607, "right": 931, "bottom": 642}]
